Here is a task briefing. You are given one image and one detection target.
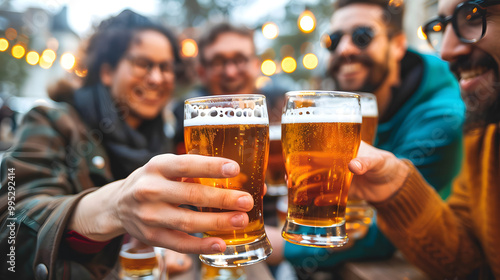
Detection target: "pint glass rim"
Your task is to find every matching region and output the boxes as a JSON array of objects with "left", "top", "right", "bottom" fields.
[
  {"left": 284, "top": 90, "right": 360, "bottom": 99},
  {"left": 185, "top": 93, "right": 266, "bottom": 104}
]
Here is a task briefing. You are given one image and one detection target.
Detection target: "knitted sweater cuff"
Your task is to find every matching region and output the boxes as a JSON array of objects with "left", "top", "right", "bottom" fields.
[{"left": 372, "top": 160, "right": 443, "bottom": 231}]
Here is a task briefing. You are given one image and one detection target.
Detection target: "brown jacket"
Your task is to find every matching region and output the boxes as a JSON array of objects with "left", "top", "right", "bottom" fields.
[{"left": 1, "top": 103, "right": 123, "bottom": 280}]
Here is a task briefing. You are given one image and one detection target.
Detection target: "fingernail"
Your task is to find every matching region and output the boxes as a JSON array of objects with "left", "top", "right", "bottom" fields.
[
  {"left": 211, "top": 243, "right": 222, "bottom": 252},
  {"left": 236, "top": 196, "right": 252, "bottom": 209},
  {"left": 222, "top": 163, "right": 238, "bottom": 177},
  {"left": 231, "top": 214, "right": 245, "bottom": 227},
  {"left": 354, "top": 160, "right": 362, "bottom": 170}
]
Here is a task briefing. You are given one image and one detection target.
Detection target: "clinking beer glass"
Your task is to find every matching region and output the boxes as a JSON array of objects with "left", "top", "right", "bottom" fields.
[
  {"left": 184, "top": 94, "right": 272, "bottom": 267},
  {"left": 345, "top": 92, "right": 378, "bottom": 240},
  {"left": 281, "top": 91, "right": 361, "bottom": 247}
]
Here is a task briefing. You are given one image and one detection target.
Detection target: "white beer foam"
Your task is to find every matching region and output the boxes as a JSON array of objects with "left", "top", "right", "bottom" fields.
[
  {"left": 281, "top": 107, "right": 362, "bottom": 124},
  {"left": 361, "top": 98, "right": 378, "bottom": 117},
  {"left": 184, "top": 104, "right": 269, "bottom": 127}
]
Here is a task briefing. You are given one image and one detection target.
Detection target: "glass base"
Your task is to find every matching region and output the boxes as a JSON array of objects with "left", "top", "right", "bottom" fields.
[
  {"left": 199, "top": 235, "right": 273, "bottom": 267},
  {"left": 346, "top": 200, "right": 375, "bottom": 240},
  {"left": 281, "top": 219, "right": 348, "bottom": 248},
  {"left": 266, "top": 184, "right": 288, "bottom": 196}
]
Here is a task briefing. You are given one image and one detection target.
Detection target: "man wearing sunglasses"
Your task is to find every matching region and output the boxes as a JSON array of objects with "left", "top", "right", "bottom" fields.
[
  {"left": 280, "top": 0, "right": 467, "bottom": 278},
  {"left": 345, "top": 0, "right": 500, "bottom": 278}
]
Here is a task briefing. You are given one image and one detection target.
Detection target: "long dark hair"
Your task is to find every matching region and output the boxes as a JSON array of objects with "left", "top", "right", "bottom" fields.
[{"left": 83, "top": 9, "right": 182, "bottom": 87}]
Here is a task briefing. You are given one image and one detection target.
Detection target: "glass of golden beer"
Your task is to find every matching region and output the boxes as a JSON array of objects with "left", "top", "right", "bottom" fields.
[
  {"left": 119, "top": 243, "right": 159, "bottom": 279},
  {"left": 281, "top": 91, "right": 361, "bottom": 247},
  {"left": 346, "top": 92, "right": 378, "bottom": 240},
  {"left": 265, "top": 123, "right": 288, "bottom": 196},
  {"left": 184, "top": 94, "right": 272, "bottom": 267}
]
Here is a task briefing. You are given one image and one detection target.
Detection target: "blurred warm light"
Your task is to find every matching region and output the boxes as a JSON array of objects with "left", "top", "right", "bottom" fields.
[
  {"left": 433, "top": 24, "right": 442, "bottom": 32},
  {"left": 281, "top": 57, "right": 297, "bottom": 73},
  {"left": 417, "top": 26, "right": 427, "bottom": 41},
  {"left": 26, "top": 51, "right": 40, "bottom": 65},
  {"left": 61, "top": 53, "right": 76, "bottom": 70},
  {"left": 303, "top": 53, "right": 318, "bottom": 70},
  {"left": 41, "top": 49, "right": 57, "bottom": 63},
  {"left": 75, "top": 69, "right": 88, "bottom": 78},
  {"left": 389, "top": 0, "right": 403, "bottom": 8},
  {"left": 39, "top": 59, "right": 53, "bottom": 69},
  {"left": 255, "top": 76, "right": 272, "bottom": 89},
  {"left": 5, "top": 28, "right": 17, "bottom": 40},
  {"left": 181, "top": 39, "right": 198, "bottom": 57},
  {"left": 0, "top": 38, "right": 8, "bottom": 51},
  {"left": 321, "top": 34, "right": 332, "bottom": 49},
  {"left": 262, "top": 22, "right": 279, "bottom": 39},
  {"left": 298, "top": 10, "right": 316, "bottom": 33},
  {"left": 47, "top": 37, "right": 59, "bottom": 51},
  {"left": 261, "top": 59, "right": 277, "bottom": 76},
  {"left": 12, "top": 45, "right": 25, "bottom": 59}
]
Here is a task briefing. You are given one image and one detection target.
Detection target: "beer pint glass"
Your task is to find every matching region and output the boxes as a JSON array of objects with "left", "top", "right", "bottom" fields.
[
  {"left": 281, "top": 91, "right": 361, "bottom": 247},
  {"left": 346, "top": 92, "right": 378, "bottom": 239},
  {"left": 184, "top": 94, "right": 272, "bottom": 267}
]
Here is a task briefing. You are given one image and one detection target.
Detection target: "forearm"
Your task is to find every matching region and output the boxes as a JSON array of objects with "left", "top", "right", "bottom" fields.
[
  {"left": 67, "top": 180, "right": 125, "bottom": 241},
  {"left": 374, "top": 164, "right": 483, "bottom": 278}
]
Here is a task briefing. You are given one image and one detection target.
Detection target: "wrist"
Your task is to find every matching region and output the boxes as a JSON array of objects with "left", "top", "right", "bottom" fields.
[{"left": 68, "top": 181, "right": 125, "bottom": 241}]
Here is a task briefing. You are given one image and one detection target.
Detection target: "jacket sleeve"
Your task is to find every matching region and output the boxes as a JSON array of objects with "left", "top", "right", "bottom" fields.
[
  {"left": 375, "top": 161, "right": 484, "bottom": 279},
  {"left": 0, "top": 105, "right": 122, "bottom": 280}
]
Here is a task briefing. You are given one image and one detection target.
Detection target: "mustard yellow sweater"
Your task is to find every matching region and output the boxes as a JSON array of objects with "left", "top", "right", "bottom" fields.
[{"left": 375, "top": 123, "right": 500, "bottom": 279}]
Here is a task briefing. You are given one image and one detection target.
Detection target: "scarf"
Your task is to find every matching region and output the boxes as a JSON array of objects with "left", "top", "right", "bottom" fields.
[{"left": 73, "top": 83, "right": 170, "bottom": 180}]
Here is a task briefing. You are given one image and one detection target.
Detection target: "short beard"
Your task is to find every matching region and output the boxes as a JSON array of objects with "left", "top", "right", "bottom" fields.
[
  {"left": 463, "top": 85, "right": 500, "bottom": 132},
  {"left": 449, "top": 54, "right": 500, "bottom": 131},
  {"left": 327, "top": 52, "right": 389, "bottom": 93}
]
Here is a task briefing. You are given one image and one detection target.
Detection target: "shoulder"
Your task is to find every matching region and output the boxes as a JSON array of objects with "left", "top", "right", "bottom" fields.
[{"left": 20, "top": 102, "right": 89, "bottom": 139}]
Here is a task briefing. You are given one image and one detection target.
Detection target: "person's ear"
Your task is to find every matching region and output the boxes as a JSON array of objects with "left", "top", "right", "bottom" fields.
[
  {"left": 390, "top": 32, "right": 407, "bottom": 62},
  {"left": 100, "top": 63, "right": 114, "bottom": 87}
]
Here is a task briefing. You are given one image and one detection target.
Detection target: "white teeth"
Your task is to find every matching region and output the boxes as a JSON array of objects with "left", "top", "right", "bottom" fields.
[
  {"left": 340, "top": 63, "right": 362, "bottom": 74},
  {"left": 460, "top": 67, "right": 487, "bottom": 80}
]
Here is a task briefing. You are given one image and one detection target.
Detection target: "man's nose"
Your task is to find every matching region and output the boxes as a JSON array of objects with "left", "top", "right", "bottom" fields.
[
  {"left": 440, "top": 24, "right": 472, "bottom": 62},
  {"left": 336, "top": 35, "right": 362, "bottom": 57},
  {"left": 222, "top": 61, "right": 239, "bottom": 77}
]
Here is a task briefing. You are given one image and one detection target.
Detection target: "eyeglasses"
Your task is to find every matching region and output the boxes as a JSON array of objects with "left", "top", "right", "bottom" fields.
[
  {"left": 423, "top": 0, "right": 500, "bottom": 51},
  {"left": 125, "top": 55, "right": 175, "bottom": 79},
  {"left": 204, "top": 54, "right": 251, "bottom": 73},
  {"left": 323, "top": 26, "right": 375, "bottom": 52}
]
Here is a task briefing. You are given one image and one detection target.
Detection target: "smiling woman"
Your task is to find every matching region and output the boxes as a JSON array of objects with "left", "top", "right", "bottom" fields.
[{"left": 0, "top": 9, "right": 258, "bottom": 280}]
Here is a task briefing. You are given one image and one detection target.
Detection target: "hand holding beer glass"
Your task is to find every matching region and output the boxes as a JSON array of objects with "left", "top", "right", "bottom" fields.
[
  {"left": 184, "top": 94, "right": 272, "bottom": 267},
  {"left": 345, "top": 92, "right": 378, "bottom": 240},
  {"left": 281, "top": 91, "right": 361, "bottom": 247}
]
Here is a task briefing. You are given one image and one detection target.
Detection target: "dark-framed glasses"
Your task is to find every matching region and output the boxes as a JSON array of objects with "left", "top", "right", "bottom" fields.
[
  {"left": 322, "top": 26, "right": 375, "bottom": 52},
  {"left": 423, "top": 0, "right": 500, "bottom": 51},
  {"left": 204, "top": 54, "right": 251, "bottom": 73},
  {"left": 126, "top": 55, "right": 175, "bottom": 79}
]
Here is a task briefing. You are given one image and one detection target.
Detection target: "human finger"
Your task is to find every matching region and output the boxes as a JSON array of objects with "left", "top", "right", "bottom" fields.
[
  {"left": 144, "top": 228, "right": 227, "bottom": 254},
  {"left": 148, "top": 154, "right": 240, "bottom": 179},
  {"left": 137, "top": 203, "right": 249, "bottom": 233},
  {"left": 136, "top": 180, "right": 254, "bottom": 212}
]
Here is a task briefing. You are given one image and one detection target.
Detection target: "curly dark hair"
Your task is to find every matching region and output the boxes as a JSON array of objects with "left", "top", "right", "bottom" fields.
[
  {"left": 335, "top": 0, "right": 405, "bottom": 37},
  {"left": 83, "top": 9, "right": 182, "bottom": 87}
]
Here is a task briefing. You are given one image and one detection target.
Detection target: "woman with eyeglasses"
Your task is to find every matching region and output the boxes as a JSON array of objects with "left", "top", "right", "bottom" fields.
[{"left": 0, "top": 10, "right": 255, "bottom": 280}]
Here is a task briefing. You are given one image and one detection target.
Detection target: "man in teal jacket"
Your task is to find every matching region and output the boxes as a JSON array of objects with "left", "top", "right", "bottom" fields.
[{"left": 269, "top": 0, "right": 466, "bottom": 277}]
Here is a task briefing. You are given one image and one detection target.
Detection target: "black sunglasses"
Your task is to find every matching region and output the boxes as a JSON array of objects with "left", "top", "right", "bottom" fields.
[
  {"left": 324, "top": 26, "right": 375, "bottom": 52},
  {"left": 423, "top": 0, "right": 500, "bottom": 51}
]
